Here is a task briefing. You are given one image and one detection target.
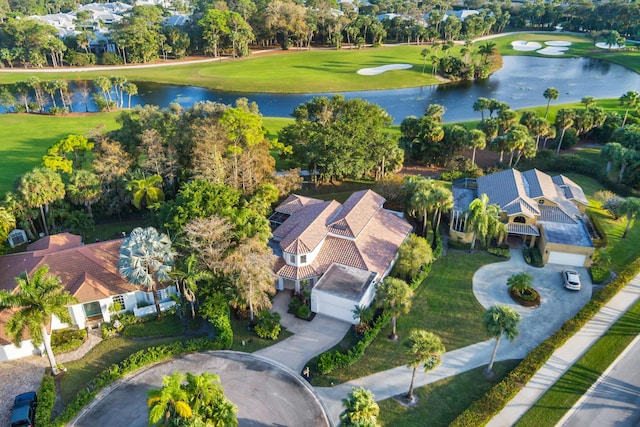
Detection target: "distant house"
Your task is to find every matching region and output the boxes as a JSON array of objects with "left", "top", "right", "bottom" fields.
[
  {"left": 450, "top": 169, "right": 594, "bottom": 267},
  {"left": 0, "top": 233, "right": 177, "bottom": 362},
  {"left": 269, "top": 190, "right": 412, "bottom": 323}
]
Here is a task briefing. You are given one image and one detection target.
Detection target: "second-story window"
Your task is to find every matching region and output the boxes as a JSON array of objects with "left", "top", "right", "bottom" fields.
[
  {"left": 289, "top": 254, "right": 296, "bottom": 263},
  {"left": 300, "top": 255, "right": 307, "bottom": 263}
]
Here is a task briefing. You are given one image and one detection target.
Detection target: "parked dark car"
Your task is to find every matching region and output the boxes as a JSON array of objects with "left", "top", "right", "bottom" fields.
[{"left": 10, "top": 391, "right": 37, "bottom": 427}]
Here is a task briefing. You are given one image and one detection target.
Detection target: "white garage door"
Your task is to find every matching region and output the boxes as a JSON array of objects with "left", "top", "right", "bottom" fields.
[{"left": 547, "top": 251, "right": 586, "bottom": 267}]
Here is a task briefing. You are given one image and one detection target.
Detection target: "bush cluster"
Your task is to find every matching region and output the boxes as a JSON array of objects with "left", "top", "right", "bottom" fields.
[
  {"left": 587, "top": 212, "right": 610, "bottom": 248},
  {"left": 522, "top": 247, "right": 544, "bottom": 267},
  {"left": 432, "top": 232, "right": 443, "bottom": 260},
  {"left": 591, "top": 265, "right": 610, "bottom": 284},
  {"left": 487, "top": 247, "right": 511, "bottom": 259},
  {"left": 51, "top": 328, "right": 87, "bottom": 353},
  {"left": 254, "top": 310, "right": 282, "bottom": 340},
  {"left": 450, "top": 257, "right": 640, "bottom": 426},
  {"left": 35, "top": 375, "right": 55, "bottom": 427}
]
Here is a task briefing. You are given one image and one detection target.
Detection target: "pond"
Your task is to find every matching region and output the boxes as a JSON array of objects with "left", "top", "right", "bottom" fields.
[{"left": 7, "top": 56, "right": 640, "bottom": 124}]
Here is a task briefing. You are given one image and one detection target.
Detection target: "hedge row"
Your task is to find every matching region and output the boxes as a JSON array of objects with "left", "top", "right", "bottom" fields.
[
  {"left": 587, "top": 211, "right": 609, "bottom": 248},
  {"left": 42, "top": 296, "right": 233, "bottom": 427},
  {"left": 450, "top": 256, "right": 640, "bottom": 426},
  {"left": 35, "top": 375, "right": 56, "bottom": 427}
]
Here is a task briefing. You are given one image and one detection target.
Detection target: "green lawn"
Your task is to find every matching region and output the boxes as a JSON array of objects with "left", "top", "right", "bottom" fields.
[
  {"left": 515, "top": 296, "right": 640, "bottom": 427},
  {"left": 122, "top": 315, "right": 184, "bottom": 337},
  {"left": 0, "top": 112, "right": 120, "bottom": 196},
  {"left": 311, "top": 252, "right": 500, "bottom": 386},
  {"left": 378, "top": 360, "right": 520, "bottom": 427},
  {"left": 229, "top": 316, "right": 293, "bottom": 352},
  {"left": 0, "top": 46, "right": 442, "bottom": 92}
]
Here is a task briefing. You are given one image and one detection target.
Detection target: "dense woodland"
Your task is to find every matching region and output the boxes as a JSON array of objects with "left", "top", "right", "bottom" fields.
[{"left": 0, "top": 0, "right": 639, "bottom": 70}]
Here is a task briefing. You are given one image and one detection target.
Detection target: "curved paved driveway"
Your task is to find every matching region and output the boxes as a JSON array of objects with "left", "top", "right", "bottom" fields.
[
  {"left": 473, "top": 250, "right": 592, "bottom": 359},
  {"left": 70, "top": 351, "right": 330, "bottom": 427}
]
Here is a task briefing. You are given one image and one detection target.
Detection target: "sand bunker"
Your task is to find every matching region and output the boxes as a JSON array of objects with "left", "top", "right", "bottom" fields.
[
  {"left": 511, "top": 40, "right": 542, "bottom": 51},
  {"left": 596, "top": 42, "right": 624, "bottom": 49},
  {"left": 537, "top": 46, "right": 569, "bottom": 55},
  {"left": 545, "top": 40, "right": 572, "bottom": 47},
  {"left": 357, "top": 64, "right": 412, "bottom": 75}
]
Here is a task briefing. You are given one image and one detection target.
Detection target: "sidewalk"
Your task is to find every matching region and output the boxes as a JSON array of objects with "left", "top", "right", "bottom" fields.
[{"left": 487, "top": 271, "right": 640, "bottom": 426}]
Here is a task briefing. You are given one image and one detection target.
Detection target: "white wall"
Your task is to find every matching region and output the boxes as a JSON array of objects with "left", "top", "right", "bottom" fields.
[
  {"left": 0, "top": 339, "right": 42, "bottom": 362},
  {"left": 311, "top": 289, "right": 372, "bottom": 324}
]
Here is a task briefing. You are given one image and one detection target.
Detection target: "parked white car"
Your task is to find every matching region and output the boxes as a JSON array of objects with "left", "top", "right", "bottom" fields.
[{"left": 562, "top": 269, "right": 582, "bottom": 291}]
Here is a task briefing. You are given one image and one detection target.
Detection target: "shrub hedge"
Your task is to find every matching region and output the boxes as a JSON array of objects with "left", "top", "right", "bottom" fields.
[
  {"left": 487, "top": 247, "right": 511, "bottom": 259},
  {"left": 51, "top": 328, "right": 87, "bottom": 353},
  {"left": 591, "top": 266, "right": 610, "bottom": 284},
  {"left": 587, "top": 211, "right": 609, "bottom": 248},
  {"left": 35, "top": 375, "right": 55, "bottom": 427},
  {"left": 450, "top": 256, "right": 640, "bottom": 426}
]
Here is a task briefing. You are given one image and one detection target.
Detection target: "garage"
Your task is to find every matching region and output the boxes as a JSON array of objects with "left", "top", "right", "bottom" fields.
[
  {"left": 310, "top": 263, "right": 377, "bottom": 324},
  {"left": 547, "top": 251, "right": 587, "bottom": 267}
]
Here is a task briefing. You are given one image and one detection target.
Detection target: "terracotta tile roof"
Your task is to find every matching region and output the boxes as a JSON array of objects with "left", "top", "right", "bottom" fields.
[
  {"left": 279, "top": 201, "right": 341, "bottom": 254},
  {"left": 327, "top": 190, "right": 385, "bottom": 238},
  {"left": 26, "top": 233, "right": 82, "bottom": 255},
  {"left": 312, "top": 237, "right": 368, "bottom": 274},
  {"left": 274, "top": 258, "right": 318, "bottom": 280},
  {"left": 0, "top": 308, "right": 26, "bottom": 345},
  {"left": 356, "top": 210, "right": 413, "bottom": 276},
  {"left": 274, "top": 194, "right": 324, "bottom": 215},
  {"left": 0, "top": 252, "right": 44, "bottom": 292}
]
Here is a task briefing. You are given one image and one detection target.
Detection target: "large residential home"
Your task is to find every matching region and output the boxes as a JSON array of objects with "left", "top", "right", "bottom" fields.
[
  {"left": 0, "top": 233, "right": 176, "bottom": 362},
  {"left": 450, "top": 168, "right": 595, "bottom": 267},
  {"left": 269, "top": 190, "right": 412, "bottom": 324}
]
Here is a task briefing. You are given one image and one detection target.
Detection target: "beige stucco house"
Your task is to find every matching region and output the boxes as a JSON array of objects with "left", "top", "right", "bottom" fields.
[{"left": 450, "top": 168, "right": 595, "bottom": 267}]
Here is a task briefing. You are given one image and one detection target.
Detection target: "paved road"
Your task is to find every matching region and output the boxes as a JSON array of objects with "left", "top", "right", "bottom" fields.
[
  {"left": 70, "top": 351, "right": 330, "bottom": 427},
  {"left": 558, "top": 335, "right": 640, "bottom": 427}
]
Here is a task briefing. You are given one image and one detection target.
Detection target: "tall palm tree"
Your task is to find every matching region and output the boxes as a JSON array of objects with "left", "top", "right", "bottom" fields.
[
  {"left": 18, "top": 167, "right": 65, "bottom": 236},
  {"left": 473, "top": 97, "right": 491, "bottom": 121},
  {"left": 126, "top": 174, "right": 165, "bottom": 210},
  {"left": 468, "top": 193, "right": 505, "bottom": 251},
  {"left": 123, "top": 82, "right": 138, "bottom": 109},
  {"left": 543, "top": 87, "right": 559, "bottom": 119},
  {"left": 420, "top": 48, "right": 430, "bottom": 74},
  {"left": 619, "top": 90, "right": 639, "bottom": 127},
  {"left": 405, "top": 329, "right": 445, "bottom": 402},
  {"left": 376, "top": 277, "right": 413, "bottom": 341},
  {"left": 618, "top": 197, "right": 640, "bottom": 239},
  {"left": 172, "top": 254, "right": 212, "bottom": 319},
  {"left": 66, "top": 170, "right": 101, "bottom": 220},
  {"left": 185, "top": 372, "right": 237, "bottom": 426},
  {"left": 555, "top": 109, "right": 575, "bottom": 154},
  {"left": 118, "top": 227, "right": 175, "bottom": 318},
  {"left": 430, "top": 184, "right": 453, "bottom": 233},
  {"left": 483, "top": 304, "right": 521, "bottom": 376},
  {"left": 468, "top": 128, "right": 486, "bottom": 165},
  {"left": 340, "top": 387, "right": 380, "bottom": 427},
  {"left": 147, "top": 372, "right": 193, "bottom": 426},
  {"left": 478, "top": 41, "right": 496, "bottom": 62},
  {"left": 0, "top": 266, "right": 78, "bottom": 375}
]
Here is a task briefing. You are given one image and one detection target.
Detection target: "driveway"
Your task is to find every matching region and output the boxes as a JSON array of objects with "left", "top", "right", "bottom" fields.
[
  {"left": 70, "top": 351, "right": 331, "bottom": 427},
  {"left": 473, "top": 249, "right": 592, "bottom": 358}
]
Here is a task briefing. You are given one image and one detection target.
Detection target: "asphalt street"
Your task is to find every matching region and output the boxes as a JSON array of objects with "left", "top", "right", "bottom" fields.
[{"left": 559, "top": 335, "right": 640, "bottom": 427}]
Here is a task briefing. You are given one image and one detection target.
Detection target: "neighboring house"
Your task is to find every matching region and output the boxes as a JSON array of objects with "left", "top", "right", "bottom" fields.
[
  {"left": 0, "top": 233, "right": 176, "bottom": 362},
  {"left": 269, "top": 190, "right": 412, "bottom": 324},
  {"left": 450, "top": 168, "right": 595, "bottom": 267}
]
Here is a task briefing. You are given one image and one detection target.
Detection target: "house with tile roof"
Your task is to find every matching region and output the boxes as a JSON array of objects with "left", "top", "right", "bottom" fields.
[
  {"left": 269, "top": 190, "right": 413, "bottom": 323},
  {"left": 0, "top": 233, "right": 177, "bottom": 362},
  {"left": 450, "top": 169, "right": 595, "bottom": 267}
]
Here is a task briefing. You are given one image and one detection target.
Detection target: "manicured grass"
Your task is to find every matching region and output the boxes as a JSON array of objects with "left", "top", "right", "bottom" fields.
[
  {"left": 58, "top": 335, "right": 179, "bottom": 406},
  {"left": 514, "top": 296, "right": 640, "bottom": 427},
  {"left": 588, "top": 208, "right": 640, "bottom": 273},
  {"left": 0, "top": 46, "right": 442, "bottom": 92},
  {"left": 0, "top": 112, "right": 120, "bottom": 196},
  {"left": 378, "top": 360, "right": 520, "bottom": 427},
  {"left": 311, "top": 252, "right": 500, "bottom": 386},
  {"left": 122, "top": 315, "right": 184, "bottom": 337}
]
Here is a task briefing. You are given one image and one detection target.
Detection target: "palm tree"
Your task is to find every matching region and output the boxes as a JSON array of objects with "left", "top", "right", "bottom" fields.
[
  {"left": 618, "top": 197, "right": 640, "bottom": 239},
  {"left": 123, "top": 82, "right": 138, "bottom": 109},
  {"left": 581, "top": 96, "right": 596, "bottom": 110},
  {"left": 619, "top": 90, "right": 639, "bottom": 127},
  {"left": 543, "top": 87, "right": 559, "bottom": 119},
  {"left": 405, "top": 176, "right": 436, "bottom": 236},
  {"left": 478, "top": 41, "right": 496, "bottom": 62},
  {"left": 352, "top": 304, "right": 374, "bottom": 332},
  {"left": 468, "top": 128, "right": 486, "bottom": 165},
  {"left": 18, "top": 167, "right": 65, "bottom": 236},
  {"left": 0, "top": 205, "right": 16, "bottom": 243},
  {"left": 148, "top": 372, "right": 193, "bottom": 426},
  {"left": 64, "top": 210, "right": 94, "bottom": 241},
  {"left": 420, "top": 48, "right": 430, "bottom": 74},
  {"left": 118, "top": 227, "right": 175, "bottom": 318},
  {"left": 405, "top": 329, "right": 445, "bottom": 402},
  {"left": 483, "top": 304, "right": 521, "bottom": 376},
  {"left": 126, "top": 174, "right": 165, "bottom": 210},
  {"left": 185, "top": 372, "right": 237, "bottom": 426},
  {"left": 467, "top": 193, "right": 505, "bottom": 251},
  {"left": 376, "top": 277, "right": 413, "bottom": 341},
  {"left": 172, "top": 254, "right": 212, "bottom": 319},
  {"left": 430, "top": 184, "right": 453, "bottom": 232},
  {"left": 473, "top": 97, "right": 491, "bottom": 121},
  {"left": 340, "top": 387, "right": 380, "bottom": 427},
  {"left": 0, "top": 266, "right": 78, "bottom": 375},
  {"left": 66, "top": 170, "right": 101, "bottom": 220},
  {"left": 554, "top": 109, "right": 575, "bottom": 154}
]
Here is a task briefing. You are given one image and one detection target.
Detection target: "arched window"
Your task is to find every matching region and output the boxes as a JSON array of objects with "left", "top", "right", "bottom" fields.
[{"left": 514, "top": 216, "right": 526, "bottom": 224}]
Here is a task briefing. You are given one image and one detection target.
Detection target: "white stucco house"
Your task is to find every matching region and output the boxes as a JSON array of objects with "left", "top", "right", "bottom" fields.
[
  {"left": 269, "top": 190, "right": 413, "bottom": 324},
  {"left": 0, "top": 233, "right": 176, "bottom": 362}
]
